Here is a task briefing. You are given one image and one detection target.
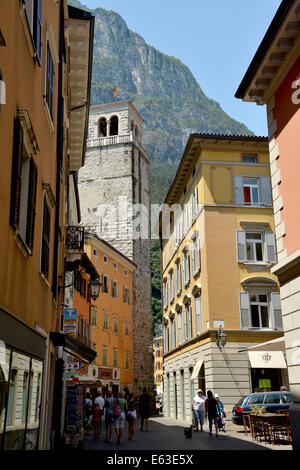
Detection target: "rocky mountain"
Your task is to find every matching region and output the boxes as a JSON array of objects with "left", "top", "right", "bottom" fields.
[
  {"left": 69, "top": 0, "right": 252, "bottom": 205},
  {"left": 68, "top": 0, "right": 253, "bottom": 331}
]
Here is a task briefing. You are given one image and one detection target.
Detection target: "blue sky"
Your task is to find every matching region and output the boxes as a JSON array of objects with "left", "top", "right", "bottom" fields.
[{"left": 83, "top": 0, "right": 282, "bottom": 136}]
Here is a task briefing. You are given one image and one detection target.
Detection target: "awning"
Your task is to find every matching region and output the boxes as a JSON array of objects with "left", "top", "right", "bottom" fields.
[
  {"left": 66, "top": 376, "right": 103, "bottom": 385},
  {"left": 245, "top": 336, "right": 285, "bottom": 352},
  {"left": 50, "top": 332, "right": 97, "bottom": 363},
  {"left": 248, "top": 350, "right": 287, "bottom": 369},
  {"left": 190, "top": 359, "right": 204, "bottom": 380}
]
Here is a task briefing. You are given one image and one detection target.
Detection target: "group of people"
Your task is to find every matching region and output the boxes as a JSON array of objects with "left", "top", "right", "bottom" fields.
[
  {"left": 85, "top": 387, "right": 151, "bottom": 444},
  {"left": 192, "top": 389, "right": 226, "bottom": 437}
]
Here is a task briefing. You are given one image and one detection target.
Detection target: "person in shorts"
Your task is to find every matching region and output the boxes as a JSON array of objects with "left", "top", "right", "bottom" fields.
[
  {"left": 114, "top": 391, "right": 127, "bottom": 444},
  {"left": 127, "top": 393, "right": 138, "bottom": 440},
  {"left": 104, "top": 390, "right": 115, "bottom": 442}
]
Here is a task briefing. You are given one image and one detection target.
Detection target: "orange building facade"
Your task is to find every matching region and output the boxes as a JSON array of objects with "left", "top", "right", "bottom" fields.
[
  {"left": 235, "top": 0, "right": 300, "bottom": 449},
  {"left": 0, "top": 1, "right": 94, "bottom": 449},
  {"left": 84, "top": 233, "right": 136, "bottom": 395}
]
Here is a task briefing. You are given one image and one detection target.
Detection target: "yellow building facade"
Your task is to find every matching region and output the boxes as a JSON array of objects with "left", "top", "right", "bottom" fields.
[
  {"left": 84, "top": 233, "right": 135, "bottom": 395},
  {"left": 160, "top": 134, "right": 288, "bottom": 422}
]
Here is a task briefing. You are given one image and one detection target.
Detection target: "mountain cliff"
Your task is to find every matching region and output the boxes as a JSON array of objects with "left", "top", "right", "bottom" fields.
[{"left": 68, "top": 0, "right": 253, "bottom": 331}]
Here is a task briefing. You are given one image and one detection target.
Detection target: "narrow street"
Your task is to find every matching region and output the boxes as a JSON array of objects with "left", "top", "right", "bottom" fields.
[{"left": 82, "top": 415, "right": 292, "bottom": 451}]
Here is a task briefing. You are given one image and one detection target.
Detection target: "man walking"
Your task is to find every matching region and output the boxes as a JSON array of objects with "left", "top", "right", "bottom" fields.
[
  {"left": 192, "top": 389, "right": 206, "bottom": 432},
  {"left": 94, "top": 391, "right": 105, "bottom": 438}
]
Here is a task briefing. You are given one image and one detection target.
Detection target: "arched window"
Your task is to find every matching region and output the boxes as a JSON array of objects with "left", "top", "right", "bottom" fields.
[
  {"left": 110, "top": 115, "right": 119, "bottom": 136},
  {"left": 99, "top": 117, "right": 107, "bottom": 137}
]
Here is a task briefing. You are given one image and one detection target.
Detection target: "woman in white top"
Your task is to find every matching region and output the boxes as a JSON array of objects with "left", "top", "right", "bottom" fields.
[{"left": 192, "top": 389, "right": 206, "bottom": 432}]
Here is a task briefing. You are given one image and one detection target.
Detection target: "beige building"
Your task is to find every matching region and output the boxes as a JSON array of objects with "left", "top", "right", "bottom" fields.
[{"left": 159, "top": 133, "right": 288, "bottom": 423}]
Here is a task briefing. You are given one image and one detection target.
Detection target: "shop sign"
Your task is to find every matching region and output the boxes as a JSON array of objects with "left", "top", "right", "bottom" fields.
[
  {"left": 98, "top": 368, "right": 113, "bottom": 379},
  {"left": 248, "top": 351, "right": 287, "bottom": 369},
  {"left": 63, "top": 308, "right": 77, "bottom": 337}
]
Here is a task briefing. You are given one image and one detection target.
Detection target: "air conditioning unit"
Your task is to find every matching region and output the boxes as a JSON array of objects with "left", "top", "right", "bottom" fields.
[{"left": 112, "top": 368, "right": 120, "bottom": 380}]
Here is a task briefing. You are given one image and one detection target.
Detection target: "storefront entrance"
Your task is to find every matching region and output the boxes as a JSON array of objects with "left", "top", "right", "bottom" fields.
[{"left": 251, "top": 368, "right": 283, "bottom": 392}]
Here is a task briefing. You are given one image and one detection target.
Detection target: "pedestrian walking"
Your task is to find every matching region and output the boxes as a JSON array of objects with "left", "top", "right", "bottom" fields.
[
  {"left": 214, "top": 393, "right": 227, "bottom": 433},
  {"left": 104, "top": 390, "right": 115, "bottom": 442},
  {"left": 91, "top": 402, "right": 101, "bottom": 440},
  {"left": 192, "top": 389, "right": 206, "bottom": 432},
  {"left": 205, "top": 390, "right": 221, "bottom": 438},
  {"left": 94, "top": 391, "right": 105, "bottom": 438},
  {"left": 127, "top": 393, "right": 138, "bottom": 440},
  {"left": 114, "top": 391, "right": 127, "bottom": 444},
  {"left": 84, "top": 392, "right": 93, "bottom": 435},
  {"left": 139, "top": 387, "right": 151, "bottom": 432}
]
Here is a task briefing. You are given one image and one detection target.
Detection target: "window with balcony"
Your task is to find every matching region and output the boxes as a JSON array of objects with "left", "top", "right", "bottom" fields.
[
  {"left": 110, "top": 116, "right": 118, "bottom": 136},
  {"left": 99, "top": 117, "right": 107, "bottom": 137}
]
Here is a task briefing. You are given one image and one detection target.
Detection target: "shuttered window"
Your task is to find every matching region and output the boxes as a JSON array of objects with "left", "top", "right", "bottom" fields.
[
  {"left": 33, "top": 0, "right": 42, "bottom": 64},
  {"left": 177, "top": 312, "right": 182, "bottom": 346},
  {"left": 41, "top": 197, "right": 50, "bottom": 278},
  {"left": 10, "top": 118, "right": 37, "bottom": 252},
  {"left": 195, "top": 296, "right": 202, "bottom": 335},
  {"left": 102, "top": 274, "right": 108, "bottom": 293},
  {"left": 234, "top": 175, "right": 272, "bottom": 206},
  {"left": 46, "top": 42, "right": 54, "bottom": 119},
  {"left": 236, "top": 229, "right": 276, "bottom": 264},
  {"left": 271, "top": 292, "right": 283, "bottom": 330}
]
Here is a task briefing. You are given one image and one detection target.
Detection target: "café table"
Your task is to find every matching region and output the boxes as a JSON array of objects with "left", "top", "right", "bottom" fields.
[{"left": 250, "top": 413, "right": 291, "bottom": 445}]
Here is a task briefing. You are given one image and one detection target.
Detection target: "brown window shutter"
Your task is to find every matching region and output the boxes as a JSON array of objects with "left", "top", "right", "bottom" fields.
[
  {"left": 26, "top": 158, "right": 38, "bottom": 251},
  {"left": 10, "top": 117, "right": 23, "bottom": 229}
]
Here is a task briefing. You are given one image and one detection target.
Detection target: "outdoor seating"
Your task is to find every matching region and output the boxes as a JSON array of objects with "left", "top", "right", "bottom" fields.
[{"left": 247, "top": 413, "right": 291, "bottom": 446}]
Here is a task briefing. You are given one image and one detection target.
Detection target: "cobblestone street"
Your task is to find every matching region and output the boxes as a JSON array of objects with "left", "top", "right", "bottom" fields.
[{"left": 82, "top": 414, "right": 292, "bottom": 451}]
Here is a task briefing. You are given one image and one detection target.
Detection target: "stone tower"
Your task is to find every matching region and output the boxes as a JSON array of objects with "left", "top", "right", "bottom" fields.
[{"left": 78, "top": 101, "right": 153, "bottom": 395}]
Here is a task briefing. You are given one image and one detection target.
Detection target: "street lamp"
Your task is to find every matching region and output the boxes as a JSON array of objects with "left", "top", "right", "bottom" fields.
[
  {"left": 216, "top": 326, "right": 227, "bottom": 347},
  {"left": 89, "top": 278, "right": 101, "bottom": 301}
]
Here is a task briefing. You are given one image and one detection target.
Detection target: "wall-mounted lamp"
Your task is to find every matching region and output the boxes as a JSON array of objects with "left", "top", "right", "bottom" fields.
[
  {"left": 216, "top": 326, "right": 227, "bottom": 347},
  {"left": 89, "top": 278, "right": 101, "bottom": 301}
]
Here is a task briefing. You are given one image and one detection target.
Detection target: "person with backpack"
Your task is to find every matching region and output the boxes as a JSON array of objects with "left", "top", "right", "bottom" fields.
[
  {"left": 127, "top": 393, "right": 138, "bottom": 440},
  {"left": 205, "top": 390, "right": 221, "bottom": 438},
  {"left": 113, "top": 391, "right": 127, "bottom": 444}
]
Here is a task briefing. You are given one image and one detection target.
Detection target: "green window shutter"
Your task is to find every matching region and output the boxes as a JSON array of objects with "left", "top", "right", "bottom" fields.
[
  {"left": 10, "top": 117, "right": 24, "bottom": 229},
  {"left": 265, "top": 231, "right": 277, "bottom": 264},
  {"left": 26, "top": 158, "right": 38, "bottom": 251},
  {"left": 236, "top": 230, "right": 246, "bottom": 262},
  {"left": 239, "top": 291, "right": 250, "bottom": 329},
  {"left": 271, "top": 292, "right": 283, "bottom": 330}
]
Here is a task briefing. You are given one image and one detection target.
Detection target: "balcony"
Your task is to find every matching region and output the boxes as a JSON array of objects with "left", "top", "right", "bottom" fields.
[
  {"left": 65, "top": 226, "right": 84, "bottom": 269},
  {"left": 86, "top": 132, "right": 150, "bottom": 160}
]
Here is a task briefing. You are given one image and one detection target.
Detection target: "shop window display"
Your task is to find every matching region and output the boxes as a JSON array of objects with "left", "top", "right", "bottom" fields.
[{"left": 0, "top": 346, "right": 43, "bottom": 450}]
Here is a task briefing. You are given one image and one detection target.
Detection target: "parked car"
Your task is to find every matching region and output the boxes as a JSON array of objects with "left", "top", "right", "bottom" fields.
[{"left": 232, "top": 391, "right": 292, "bottom": 425}]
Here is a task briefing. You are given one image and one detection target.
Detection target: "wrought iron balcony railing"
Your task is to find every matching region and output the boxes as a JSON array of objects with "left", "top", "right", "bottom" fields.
[{"left": 66, "top": 226, "right": 84, "bottom": 251}]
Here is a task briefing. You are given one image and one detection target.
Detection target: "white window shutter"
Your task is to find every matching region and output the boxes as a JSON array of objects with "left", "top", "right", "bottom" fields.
[
  {"left": 239, "top": 291, "right": 251, "bottom": 329},
  {"left": 189, "top": 306, "right": 193, "bottom": 339},
  {"left": 265, "top": 231, "right": 277, "bottom": 264},
  {"left": 195, "top": 296, "right": 201, "bottom": 335},
  {"left": 196, "top": 237, "right": 201, "bottom": 272},
  {"left": 182, "top": 256, "right": 186, "bottom": 285},
  {"left": 234, "top": 175, "right": 244, "bottom": 205},
  {"left": 236, "top": 230, "right": 246, "bottom": 262},
  {"left": 271, "top": 292, "right": 283, "bottom": 330},
  {"left": 184, "top": 309, "right": 187, "bottom": 341},
  {"left": 177, "top": 313, "right": 182, "bottom": 345},
  {"left": 186, "top": 254, "right": 190, "bottom": 283},
  {"left": 260, "top": 176, "right": 272, "bottom": 206}
]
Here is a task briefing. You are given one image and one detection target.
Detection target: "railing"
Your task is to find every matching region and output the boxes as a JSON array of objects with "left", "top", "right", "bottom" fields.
[
  {"left": 86, "top": 133, "right": 133, "bottom": 148},
  {"left": 66, "top": 226, "right": 84, "bottom": 251},
  {"left": 86, "top": 132, "right": 150, "bottom": 159}
]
